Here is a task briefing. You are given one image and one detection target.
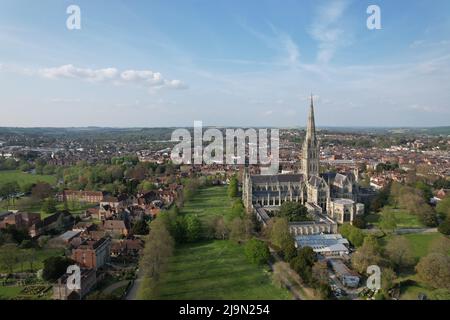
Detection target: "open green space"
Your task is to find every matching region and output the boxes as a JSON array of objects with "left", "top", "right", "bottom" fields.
[
  {"left": 0, "top": 247, "right": 64, "bottom": 273},
  {"left": 154, "top": 186, "right": 290, "bottom": 300},
  {"left": 181, "top": 186, "right": 232, "bottom": 224},
  {"left": 369, "top": 206, "right": 424, "bottom": 229},
  {"left": 381, "top": 232, "right": 447, "bottom": 300},
  {"left": 0, "top": 170, "right": 56, "bottom": 187},
  {"left": 158, "top": 240, "right": 291, "bottom": 300},
  {"left": 0, "top": 286, "right": 22, "bottom": 299},
  {"left": 400, "top": 233, "right": 444, "bottom": 259}
]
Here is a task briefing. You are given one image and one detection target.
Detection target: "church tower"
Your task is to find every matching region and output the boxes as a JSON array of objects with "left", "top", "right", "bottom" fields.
[{"left": 302, "top": 94, "right": 320, "bottom": 178}]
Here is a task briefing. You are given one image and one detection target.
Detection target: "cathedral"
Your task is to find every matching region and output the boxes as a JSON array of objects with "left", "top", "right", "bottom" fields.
[{"left": 242, "top": 96, "right": 364, "bottom": 235}]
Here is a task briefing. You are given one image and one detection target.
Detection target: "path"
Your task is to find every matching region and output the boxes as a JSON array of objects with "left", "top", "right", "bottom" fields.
[
  {"left": 365, "top": 227, "right": 437, "bottom": 235},
  {"left": 125, "top": 269, "right": 143, "bottom": 300},
  {"left": 103, "top": 280, "right": 130, "bottom": 295},
  {"left": 267, "top": 247, "right": 316, "bottom": 300}
]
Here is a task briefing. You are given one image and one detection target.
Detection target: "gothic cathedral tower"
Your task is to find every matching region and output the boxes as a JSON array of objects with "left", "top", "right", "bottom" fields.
[{"left": 302, "top": 94, "right": 320, "bottom": 178}]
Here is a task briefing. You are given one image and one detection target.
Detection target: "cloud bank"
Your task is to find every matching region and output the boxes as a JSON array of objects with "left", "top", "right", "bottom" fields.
[{"left": 38, "top": 64, "right": 187, "bottom": 90}]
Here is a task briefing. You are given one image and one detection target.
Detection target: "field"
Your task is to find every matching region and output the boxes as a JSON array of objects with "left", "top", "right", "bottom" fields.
[
  {"left": 383, "top": 232, "right": 447, "bottom": 300},
  {"left": 0, "top": 286, "right": 22, "bottom": 299},
  {"left": 0, "top": 170, "right": 57, "bottom": 211},
  {"left": 155, "top": 186, "right": 291, "bottom": 300},
  {"left": 400, "top": 233, "right": 445, "bottom": 259},
  {"left": 0, "top": 170, "right": 56, "bottom": 187},
  {"left": 368, "top": 206, "right": 424, "bottom": 229},
  {"left": 181, "top": 187, "right": 232, "bottom": 225},
  {"left": 157, "top": 240, "right": 291, "bottom": 300},
  {"left": 0, "top": 247, "right": 64, "bottom": 273}
]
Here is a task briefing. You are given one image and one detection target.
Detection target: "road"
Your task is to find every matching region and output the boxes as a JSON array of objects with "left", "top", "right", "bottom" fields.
[
  {"left": 125, "top": 269, "right": 143, "bottom": 300},
  {"left": 365, "top": 227, "right": 437, "bottom": 235},
  {"left": 103, "top": 280, "right": 130, "bottom": 295},
  {"left": 267, "top": 247, "right": 316, "bottom": 300}
]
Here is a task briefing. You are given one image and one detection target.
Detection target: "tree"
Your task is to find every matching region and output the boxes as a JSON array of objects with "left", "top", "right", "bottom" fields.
[
  {"left": 290, "top": 247, "right": 316, "bottom": 285},
  {"left": 268, "top": 217, "right": 289, "bottom": 248},
  {"left": 379, "top": 210, "right": 397, "bottom": 233},
  {"left": 213, "top": 216, "right": 228, "bottom": 240},
  {"left": 41, "top": 197, "right": 57, "bottom": 214},
  {"left": 229, "top": 217, "right": 247, "bottom": 242},
  {"left": 31, "top": 182, "right": 53, "bottom": 200},
  {"left": 280, "top": 235, "right": 297, "bottom": 262},
  {"left": 417, "top": 205, "right": 438, "bottom": 227},
  {"left": 312, "top": 261, "right": 329, "bottom": 285},
  {"left": 438, "top": 217, "right": 450, "bottom": 235},
  {"left": 352, "top": 216, "right": 366, "bottom": 229},
  {"left": 436, "top": 196, "right": 450, "bottom": 220},
  {"left": 0, "top": 244, "right": 19, "bottom": 274},
  {"left": 24, "top": 249, "right": 37, "bottom": 272},
  {"left": 351, "top": 236, "right": 382, "bottom": 274},
  {"left": 339, "top": 223, "right": 365, "bottom": 247},
  {"left": 416, "top": 253, "right": 450, "bottom": 290},
  {"left": 228, "top": 175, "right": 238, "bottom": 198},
  {"left": 271, "top": 261, "right": 288, "bottom": 288},
  {"left": 429, "top": 236, "right": 450, "bottom": 255},
  {"left": 381, "top": 267, "right": 397, "bottom": 296},
  {"left": 277, "top": 202, "right": 309, "bottom": 222},
  {"left": 140, "top": 218, "right": 175, "bottom": 285},
  {"left": 244, "top": 238, "right": 270, "bottom": 265},
  {"left": 132, "top": 219, "right": 150, "bottom": 235},
  {"left": 185, "top": 215, "right": 202, "bottom": 242},
  {"left": 228, "top": 199, "right": 244, "bottom": 221},
  {"left": 415, "top": 181, "right": 433, "bottom": 203},
  {"left": 42, "top": 256, "right": 74, "bottom": 281},
  {"left": 385, "top": 237, "right": 414, "bottom": 272}
]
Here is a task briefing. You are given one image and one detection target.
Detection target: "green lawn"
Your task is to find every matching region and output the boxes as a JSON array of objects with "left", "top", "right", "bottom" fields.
[
  {"left": 401, "top": 233, "right": 445, "bottom": 259},
  {"left": 153, "top": 186, "right": 290, "bottom": 300},
  {"left": 0, "top": 170, "right": 56, "bottom": 187},
  {"left": 370, "top": 206, "right": 424, "bottom": 229},
  {"left": 181, "top": 186, "right": 232, "bottom": 225},
  {"left": 382, "top": 232, "right": 447, "bottom": 300},
  {"left": 0, "top": 286, "right": 22, "bottom": 299},
  {"left": 158, "top": 240, "right": 291, "bottom": 300},
  {"left": 0, "top": 170, "right": 57, "bottom": 211},
  {"left": 0, "top": 247, "right": 64, "bottom": 273}
]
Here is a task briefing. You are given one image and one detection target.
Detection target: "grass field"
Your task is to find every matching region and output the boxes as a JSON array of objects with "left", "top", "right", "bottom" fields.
[
  {"left": 176, "top": 186, "right": 233, "bottom": 237},
  {"left": 382, "top": 232, "right": 447, "bottom": 300},
  {"left": 0, "top": 247, "right": 64, "bottom": 273},
  {"left": 154, "top": 186, "right": 290, "bottom": 300},
  {"left": 0, "top": 170, "right": 57, "bottom": 211},
  {"left": 157, "top": 240, "right": 291, "bottom": 300},
  {"left": 181, "top": 186, "right": 232, "bottom": 225},
  {"left": 0, "top": 170, "right": 56, "bottom": 187},
  {"left": 0, "top": 286, "right": 22, "bottom": 299},
  {"left": 401, "top": 233, "right": 445, "bottom": 259},
  {"left": 369, "top": 206, "right": 424, "bottom": 229}
]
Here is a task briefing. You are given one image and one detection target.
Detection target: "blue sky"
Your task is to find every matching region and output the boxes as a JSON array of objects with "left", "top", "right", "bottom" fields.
[{"left": 0, "top": 0, "right": 449, "bottom": 127}]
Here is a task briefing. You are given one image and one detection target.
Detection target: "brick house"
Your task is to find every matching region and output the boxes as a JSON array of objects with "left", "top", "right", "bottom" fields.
[
  {"left": 71, "top": 237, "right": 111, "bottom": 270},
  {"left": 58, "top": 190, "right": 104, "bottom": 203}
]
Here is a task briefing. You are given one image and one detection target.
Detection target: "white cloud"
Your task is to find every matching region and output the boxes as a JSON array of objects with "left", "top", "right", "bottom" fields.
[
  {"left": 40, "top": 64, "right": 118, "bottom": 82},
  {"left": 309, "top": 0, "right": 351, "bottom": 64},
  {"left": 240, "top": 22, "right": 300, "bottom": 66},
  {"left": 35, "top": 64, "right": 187, "bottom": 90}
]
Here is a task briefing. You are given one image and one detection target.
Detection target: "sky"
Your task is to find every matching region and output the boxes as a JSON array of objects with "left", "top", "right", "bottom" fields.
[{"left": 0, "top": 0, "right": 449, "bottom": 128}]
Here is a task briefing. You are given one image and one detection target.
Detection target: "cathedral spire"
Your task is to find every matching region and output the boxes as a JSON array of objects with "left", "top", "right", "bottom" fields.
[
  {"left": 306, "top": 94, "right": 316, "bottom": 140},
  {"left": 302, "top": 93, "right": 319, "bottom": 178}
]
